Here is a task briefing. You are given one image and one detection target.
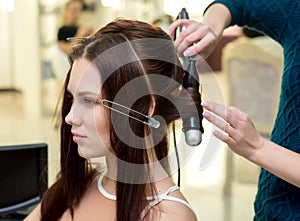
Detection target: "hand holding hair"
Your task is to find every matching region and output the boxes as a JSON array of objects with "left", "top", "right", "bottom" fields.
[
  {"left": 202, "top": 101, "right": 300, "bottom": 188},
  {"left": 201, "top": 101, "right": 264, "bottom": 159}
]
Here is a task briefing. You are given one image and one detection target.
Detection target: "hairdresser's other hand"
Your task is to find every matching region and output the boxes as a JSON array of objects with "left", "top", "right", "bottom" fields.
[
  {"left": 202, "top": 101, "right": 266, "bottom": 160},
  {"left": 168, "top": 19, "right": 220, "bottom": 58}
]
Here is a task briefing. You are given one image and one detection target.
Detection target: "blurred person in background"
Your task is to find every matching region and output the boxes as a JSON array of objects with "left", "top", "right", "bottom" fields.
[{"left": 57, "top": 0, "right": 93, "bottom": 55}]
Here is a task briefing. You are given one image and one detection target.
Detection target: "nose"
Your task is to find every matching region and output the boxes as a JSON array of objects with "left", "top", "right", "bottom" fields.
[{"left": 65, "top": 105, "right": 81, "bottom": 126}]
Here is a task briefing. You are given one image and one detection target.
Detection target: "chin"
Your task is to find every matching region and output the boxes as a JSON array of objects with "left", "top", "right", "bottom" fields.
[
  {"left": 77, "top": 147, "right": 86, "bottom": 158},
  {"left": 77, "top": 146, "right": 92, "bottom": 159},
  {"left": 77, "top": 146, "right": 103, "bottom": 159}
]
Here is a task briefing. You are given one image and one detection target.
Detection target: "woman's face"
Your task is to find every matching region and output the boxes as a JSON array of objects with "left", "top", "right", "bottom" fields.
[{"left": 65, "top": 58, "right": 112, "bottom": 159}]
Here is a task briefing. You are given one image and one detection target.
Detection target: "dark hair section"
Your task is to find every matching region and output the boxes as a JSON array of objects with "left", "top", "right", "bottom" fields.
[{"left": 41, "top": 19, "right": 203, "bottom": 221}]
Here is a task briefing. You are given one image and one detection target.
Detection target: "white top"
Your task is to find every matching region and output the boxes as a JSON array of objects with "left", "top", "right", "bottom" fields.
[{"left": 97, "top": 174, "right": 197, "bottom": 220}]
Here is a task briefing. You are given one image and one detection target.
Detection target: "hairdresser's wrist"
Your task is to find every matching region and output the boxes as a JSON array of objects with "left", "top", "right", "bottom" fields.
[
  {"left": 202, "top": 3, "right": 231, "bottom": 39},
  {"left": 247, "top": 137, "right": 269, "bottom": 167}
]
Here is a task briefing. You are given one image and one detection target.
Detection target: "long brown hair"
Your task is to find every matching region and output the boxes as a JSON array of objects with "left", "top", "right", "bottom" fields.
[{"left": 41, "top": 19, "right": 203, "bottom": 221}]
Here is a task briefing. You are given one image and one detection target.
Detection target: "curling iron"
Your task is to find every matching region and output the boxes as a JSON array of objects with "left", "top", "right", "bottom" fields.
[{"left": 176, "top": 8, "right": 203, "bottom": 146}]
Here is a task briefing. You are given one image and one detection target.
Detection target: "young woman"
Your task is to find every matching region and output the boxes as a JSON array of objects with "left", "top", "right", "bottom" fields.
[{"left": 25, "top": 19, "right": 203, "bottom": 221}]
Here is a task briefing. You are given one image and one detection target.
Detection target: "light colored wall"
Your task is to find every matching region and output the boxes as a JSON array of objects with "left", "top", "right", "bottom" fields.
[
  {"left": 13, "top": 0, "right": 42, "bottom": 115},
  {"left": 0, "top": 8, "right": 13, "bottom": 88}
]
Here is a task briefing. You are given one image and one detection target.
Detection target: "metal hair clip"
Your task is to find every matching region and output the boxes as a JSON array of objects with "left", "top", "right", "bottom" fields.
[
  {"left": 66, "top": 36, "right": 89, "bottom": 42},
  {"left": 67, "top": 36, "right": 90, "bottom": 48},
  {"left": 98, "top": 99, "right": 160, "bottom": 129}
]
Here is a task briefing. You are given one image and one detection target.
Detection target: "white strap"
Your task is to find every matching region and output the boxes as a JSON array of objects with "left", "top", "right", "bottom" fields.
[
  {"left": 97, "top": 174, "right": 116, "bottom": 200},
  {"left": 146, "top": 185, "right": 179, "bottom": 201},
  {"left": 97, "top": 174, "right": 179, "bottom": 201},
  {"left": 139, "top": 186, "right": 197, "bottom": 220},
  {"left": 97, "top": 175, "right": 197, "bottom": 220}
]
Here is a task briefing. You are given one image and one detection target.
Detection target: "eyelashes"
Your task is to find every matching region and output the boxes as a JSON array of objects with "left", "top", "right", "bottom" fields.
[
  {"left": 83, "top": 97, "right": 97, "bottom": 106},
  {"left": 66, "top": 93, "right": 98, "bottom": 108}
]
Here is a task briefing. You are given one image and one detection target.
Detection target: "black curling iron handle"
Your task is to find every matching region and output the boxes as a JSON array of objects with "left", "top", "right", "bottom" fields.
[
  {"left": 179, "top": 8, "right": 189, "bottom": 32},
  {"left": 182, "top": 58, "right": 202, "bottom": 146},
  {"left": 174, "top": 8, "right": 189, "bottom": 40}
]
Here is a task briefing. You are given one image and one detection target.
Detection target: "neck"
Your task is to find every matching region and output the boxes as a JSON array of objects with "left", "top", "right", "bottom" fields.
[
  {"left": 101, "top": 151, "right": 172, "bottom": 200},
  {"left": 105, "top": 153, "right": 170, "bottom": 185},
  {"left": 105, "top": 155, "right": 117, "bottom": 181}
]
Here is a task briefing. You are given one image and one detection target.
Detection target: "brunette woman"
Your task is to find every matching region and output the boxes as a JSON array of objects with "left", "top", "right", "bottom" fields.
[{"left": 25, "top": 19, "right": 203, "bottom": 221}]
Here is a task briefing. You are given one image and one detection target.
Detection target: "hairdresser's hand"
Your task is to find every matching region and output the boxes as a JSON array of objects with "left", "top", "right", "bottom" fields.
[
  {"left": 168, "top": 19, "right": 220, "bottom": 58},
  {"left": 202, "top": 101, "right": 266, "bottom": 160},
  {"left": 169, "top": 4, "right": 231, "bottom": 58}
]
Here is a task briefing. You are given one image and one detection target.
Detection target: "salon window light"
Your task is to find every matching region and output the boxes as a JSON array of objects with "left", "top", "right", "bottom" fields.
[
  {"left": 163, "top": 0, "right": 213, "bottom": 17},
  {"left": 0, "top": 0, "right": 14, "bottom": 12},
  {"left": 163, "top": 0, "right": 185, "bottom": 16},
  {"left": 101, "top": 0, "right": 120, "bottom": 7}
]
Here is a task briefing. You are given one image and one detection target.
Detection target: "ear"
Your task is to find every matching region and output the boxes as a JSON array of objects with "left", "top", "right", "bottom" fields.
[{"left": 148, "top": 95, "right": 156, "bottom": 117}]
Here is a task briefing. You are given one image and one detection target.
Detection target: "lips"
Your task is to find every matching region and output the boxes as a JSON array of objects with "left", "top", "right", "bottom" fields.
[{"left": 71, "top": 131, "right": 87, "bottom": 143}]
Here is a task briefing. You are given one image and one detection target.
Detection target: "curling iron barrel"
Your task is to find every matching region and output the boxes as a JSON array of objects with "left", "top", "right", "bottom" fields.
[{"left": 178, "top": 8, "right": 203, "bottom": 146}]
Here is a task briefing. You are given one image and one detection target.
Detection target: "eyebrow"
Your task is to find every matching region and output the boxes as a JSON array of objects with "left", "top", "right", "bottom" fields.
[
  {"left": 77, "top": 91, "right": 99, "bottom": 97},
  {"left": 67, "top": 88, "right": 99, "bottom": 97}
]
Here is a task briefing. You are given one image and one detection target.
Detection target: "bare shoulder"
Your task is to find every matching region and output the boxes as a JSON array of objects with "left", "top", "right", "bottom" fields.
[
  {"left": 158, "top": 199, "right": 197, "bottom": 221},
  {"left": 146, "top": 190, "right": 198, "bottom": 221},
  {"left": 23, "top": 203, "right": 41, "bottom": 221},
  {"left": 23, "top": 203, "right": 73, "bottom": 221}
]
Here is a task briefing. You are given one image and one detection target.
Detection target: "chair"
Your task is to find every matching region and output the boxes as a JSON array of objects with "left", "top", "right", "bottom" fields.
[
  {"left": 0, "top": 143, "right": 48, "bottom": 219},
  {"left": 221, "top": 36, "right": 283, "bottom": 196}
]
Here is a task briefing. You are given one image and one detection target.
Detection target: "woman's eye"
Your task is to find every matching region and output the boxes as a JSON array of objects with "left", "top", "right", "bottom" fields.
[
  {"left": 66, "top": 92, "right": 73, "bottom": 103},
  {"left": 83, "top": 98, "right": 96, "bottom": 105}
]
